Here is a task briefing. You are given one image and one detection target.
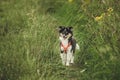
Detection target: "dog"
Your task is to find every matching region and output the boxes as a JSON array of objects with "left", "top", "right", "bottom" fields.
[{"left": 58, "top": 26, "right": 79, "bottom": 66}]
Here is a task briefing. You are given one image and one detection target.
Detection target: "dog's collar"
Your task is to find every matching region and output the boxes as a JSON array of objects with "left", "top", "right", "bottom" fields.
[{"left": 61, "top": 42, "right": 71, "bottom": 53}]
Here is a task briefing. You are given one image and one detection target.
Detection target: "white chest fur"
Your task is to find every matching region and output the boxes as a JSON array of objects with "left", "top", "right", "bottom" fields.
[{"left": 59, "top": 37, "right": 72, "bottom": 52}]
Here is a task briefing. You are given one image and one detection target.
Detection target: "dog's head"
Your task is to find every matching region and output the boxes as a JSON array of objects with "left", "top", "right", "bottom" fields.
[{"left": 58, "top": 26, "right": 73, "bottom": 40}]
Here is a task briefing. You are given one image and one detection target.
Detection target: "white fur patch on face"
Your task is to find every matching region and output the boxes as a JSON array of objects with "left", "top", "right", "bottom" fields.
[
  {"left": 59, "top": 33, "right": 72, "bottom": 40},
  {"left": 60, "top": 33, "right": 62, "bottom": 36},
  {"left": 66, "top": 33, "right": 71, "bottom": 39}
]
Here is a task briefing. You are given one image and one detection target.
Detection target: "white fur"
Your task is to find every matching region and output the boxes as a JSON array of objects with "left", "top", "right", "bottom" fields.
[
  {"left": 76, "top": 43, "right": 80, "bottom": 50},
  {"left": 59, "top": 36, "right": 74, "bottom": 66}
]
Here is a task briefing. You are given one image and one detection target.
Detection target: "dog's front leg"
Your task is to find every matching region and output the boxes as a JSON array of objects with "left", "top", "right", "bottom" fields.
[
  {"left": 60, "top": 53, "right": 66, "bottom": 65},
  {"left": 66, "top": 52, "right": 71, "bottom": 66}
]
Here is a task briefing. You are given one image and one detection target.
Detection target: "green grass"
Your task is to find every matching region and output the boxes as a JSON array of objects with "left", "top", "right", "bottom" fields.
[{"left": 0, "top": 0, "right": 120, "bottom": 80}]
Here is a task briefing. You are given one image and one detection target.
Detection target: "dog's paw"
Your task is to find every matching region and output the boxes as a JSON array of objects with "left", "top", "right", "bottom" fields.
[{"left": 66, "top": 63, "right": 70, "bottom": 66}]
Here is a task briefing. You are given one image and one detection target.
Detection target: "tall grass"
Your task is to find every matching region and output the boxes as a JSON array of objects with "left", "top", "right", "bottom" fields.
[{"left": 0, "top": 0, "right": 120, "bottom": 80}]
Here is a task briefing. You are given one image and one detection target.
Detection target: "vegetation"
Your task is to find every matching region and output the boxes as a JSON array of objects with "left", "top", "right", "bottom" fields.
[{"left": 0, "top": 0, "right": 120, "bottom": 80}]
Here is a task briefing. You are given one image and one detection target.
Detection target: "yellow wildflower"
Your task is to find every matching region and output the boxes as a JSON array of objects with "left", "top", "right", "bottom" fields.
[
  {"left": 68, "top": 0, "right": 73, "bottom": 3},
  {"left": 107, "top": 7, "right": 113, "bottom": 12},
  {"left": 95, "top": 16, "right": 103, "bottom": 21}
]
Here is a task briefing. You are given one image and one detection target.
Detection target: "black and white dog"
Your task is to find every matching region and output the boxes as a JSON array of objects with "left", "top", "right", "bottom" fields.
[{"left": 58, "top": 26, "right": 79, "bottom": 66}]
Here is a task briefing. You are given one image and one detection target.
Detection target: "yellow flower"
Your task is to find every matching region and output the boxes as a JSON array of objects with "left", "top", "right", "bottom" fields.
[
  {"left": 95, "top": 16, "right": 103, "bottom": 21},
  {"left": 68, "top": 0, "right": 73, "bottom": 3},
  {"left": 107, "top": 7, "right": 113, "bottom": 12}
]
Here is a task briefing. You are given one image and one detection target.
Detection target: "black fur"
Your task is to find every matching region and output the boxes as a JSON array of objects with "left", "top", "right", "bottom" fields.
[
  {"left": 59, "top": 26, "right": 73, "bottom": 36},
  {"left": 71, "top": 38, "right": 76, "bottom": 53}
]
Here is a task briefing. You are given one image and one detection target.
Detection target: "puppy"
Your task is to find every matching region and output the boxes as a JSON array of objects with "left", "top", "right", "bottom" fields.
[{"left": 58, "top": 26, "right": 79, "bottom": 66}]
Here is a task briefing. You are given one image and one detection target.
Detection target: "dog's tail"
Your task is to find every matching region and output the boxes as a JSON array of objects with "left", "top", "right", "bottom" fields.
[{"left": 76, "top": 43, "right": 80, "bottom": 50}]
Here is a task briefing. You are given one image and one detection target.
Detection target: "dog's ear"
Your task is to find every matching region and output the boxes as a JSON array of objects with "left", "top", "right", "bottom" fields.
[
  {"left": 59, "top": 26, "right": 63, "bottom": 29},
  {"left": 68, "top": 26, "right": 73, "bottom": 30},
  {"left": 56, "top": 26, "right": 63, "bottom": 31}
]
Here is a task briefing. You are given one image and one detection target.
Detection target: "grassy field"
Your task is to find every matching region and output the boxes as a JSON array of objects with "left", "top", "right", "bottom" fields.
[{"left": 0, "top": 0, "right": 120, "bottom": 80}]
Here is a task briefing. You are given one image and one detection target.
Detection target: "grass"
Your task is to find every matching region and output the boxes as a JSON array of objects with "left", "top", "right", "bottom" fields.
[{"left": 0, "top": 0, "right": 120, "bottom": 80}]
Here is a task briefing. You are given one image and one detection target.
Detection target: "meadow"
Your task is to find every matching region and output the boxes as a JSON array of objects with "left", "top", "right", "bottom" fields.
[{"left": 0, "top": 0, "right": 120, "bottom": 80}]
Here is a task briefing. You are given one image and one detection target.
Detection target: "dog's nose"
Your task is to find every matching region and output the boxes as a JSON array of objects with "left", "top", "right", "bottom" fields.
[{"left": 63, "top": 35, "right": 67, "bottom": 38}]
